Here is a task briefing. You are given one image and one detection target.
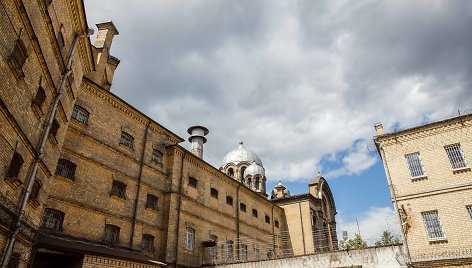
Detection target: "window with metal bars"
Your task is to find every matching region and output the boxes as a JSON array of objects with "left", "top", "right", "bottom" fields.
[
  {"left": 145, "top": 194, "right": 158, "bottom": 210},
  {"left": 240, "top": 244, "right": 248, "bottom": 260},
  {"left": 42, "top": 208, "right": 64, "bottom": 231},
  {"left": 6, "top": 152, "right": 23, "bottom": 180},
  {"left": 151, "top": 149, "right": 163, "bottom": 164},
  {"left": 185, "top": 227, "right": 195, "bottom": 250},
  {"left": 210, "top": 188, "right": 218, "bottom": 199},
  {"left": 405, "top": 152, "right": 425, "bottom": 178},
  {"left": 71, "top": 105, "right": 89, "bottom": 124},
  {"left": 422, "top": 211, "right": 445, "bottom": 240},
  {"left": 55, "top": 159, "right": 76, "bottom": 180},
  {"left": 110, "top": 180, "right": 126, "bottom": 199},
  {"left": 467, "top": 206, "right": 472, "bottom": 221},
  {"left": 444, "top": 143, "right": 468, "bottom": 170},
  {"left": 142, "top": 234, "right": 155, "bottom": 251},
  {"left": 119, "top": 132, "right": 134, "bottom": 148},
  {"left": 226, "top": 240, "right": 233, "bottom": 260},
  {"left": 104, "top": 224, "right": 120, "bottom": 244}
]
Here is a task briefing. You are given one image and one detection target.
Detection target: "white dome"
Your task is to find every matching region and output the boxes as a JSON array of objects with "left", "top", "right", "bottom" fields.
[
  {"left": 244, "top": 162, "right": 265, "bottom": 177},
  {"left": 222, "top": 141, "right": 263, "bottom": 167}
]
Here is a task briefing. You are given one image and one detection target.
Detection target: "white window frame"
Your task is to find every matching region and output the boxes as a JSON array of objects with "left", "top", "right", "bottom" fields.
[
  {"left": 405, "top": 152, "right": 426, "bottom": 179},
  {"left": 422, "top": 211, "right": 446, "bottom": 241},
  {"left": 185, "top": 227, "right": 195, "bottom": 250},
  {"left": 444, "top": 143, "right": 468, "bottom": 170}
]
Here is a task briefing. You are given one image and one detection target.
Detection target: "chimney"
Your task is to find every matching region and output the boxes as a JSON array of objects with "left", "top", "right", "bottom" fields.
[
  {"left": 274, "top": 181, "right": 287, "bottom": 198},
  {"left": 94, "top": 21, "right": 119, "bottom": 49},
  {"left": 187, "top": 126, "right": 209, "bottom": 159},
  {"left": 374, "top": 122, "right": 384, "bottom": 135}
]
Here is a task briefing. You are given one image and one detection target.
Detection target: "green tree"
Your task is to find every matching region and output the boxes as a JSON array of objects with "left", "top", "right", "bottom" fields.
[
  {"left": 375, "top": 230, "right": 400, "bottom": 246},
  {"left": 338, "top": 234, "right": 367, "bottom": 250}
]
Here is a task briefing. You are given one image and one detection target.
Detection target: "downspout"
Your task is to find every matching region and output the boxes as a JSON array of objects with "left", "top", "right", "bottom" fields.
[
  {"left": 298, "top": 202, "right": 306, "bottom": 255},
  {"left": 129, "top": 121, "right": 151, "bottom": 248},
  {"left": 1, "top": 28, "right": 94, "bottom": 268},
  {"left": 173, "top": 151, "right": 185, "bottom": 268},
  {"left": 235, "top": 184, "right": 242, "bottom": 260},
  {"left": 377, "top": 142, "right": 412, "bottom": 265}
]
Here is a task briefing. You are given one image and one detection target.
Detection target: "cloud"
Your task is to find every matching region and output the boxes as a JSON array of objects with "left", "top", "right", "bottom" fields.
[
  {"left": 324, "top": 140, "right": 377, "bottom": 178},
  {"left": 337, "top": 206, "right": 400, "bottom": 246},
  {"left": 83, "top": 0, "right": 472, "bottom": 183}
]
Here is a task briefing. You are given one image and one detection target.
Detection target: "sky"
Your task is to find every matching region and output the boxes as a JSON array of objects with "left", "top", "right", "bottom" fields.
[{"left": 84, "top": 0, "right": 472, "bottom": 244}]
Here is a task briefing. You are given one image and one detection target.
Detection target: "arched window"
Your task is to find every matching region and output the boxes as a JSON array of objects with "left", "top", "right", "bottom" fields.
[
  {"left": 185, "top": 227, "right": 195, "bottom": 250},
  {"left": 42, "top": 208, "right": 65, "bottom": 231},
  {"left": 72, "top": 105, "right": 89, "bottom": 124},
  {"left": 240, "top": 166, "right": 246, "bottom": 182},
  {"left": 55, "top": 158, "right": 76, "bottom": 180},
  {"left": 255, "top": 177, "right": 260, "bottom": 191},
  {"left": 247, "top": 178, "right": 252, "bottom": 189},
  {"left": 227, "top": 168, "right": 234, "bottom": 177},
  {"left": 6, "top": 152, "right": 24, "bottom": 180},
  {"left": 142, "top": 234, "right": 155, "bottom": 251}
]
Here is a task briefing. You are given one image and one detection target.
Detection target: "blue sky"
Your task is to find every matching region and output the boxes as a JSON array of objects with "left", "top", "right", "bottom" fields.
[{"left": 84, "top": 0, "right": 472, "bottom": 244}]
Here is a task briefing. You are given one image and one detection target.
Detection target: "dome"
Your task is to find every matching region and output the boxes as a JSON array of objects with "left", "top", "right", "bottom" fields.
[
  {"left": 222, "top": 141, "right": 263, "bottom": 167},
  {"left": 244, "top": 162, "right": 265, "bottom": 177}
]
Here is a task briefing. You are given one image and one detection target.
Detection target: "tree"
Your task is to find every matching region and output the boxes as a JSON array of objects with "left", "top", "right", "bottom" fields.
[
  {"left": 338, "top": 234, "right": 367, "bottom": 250},
  {"left": 375, "top": 230, "right": 400, "bottom": 246}
]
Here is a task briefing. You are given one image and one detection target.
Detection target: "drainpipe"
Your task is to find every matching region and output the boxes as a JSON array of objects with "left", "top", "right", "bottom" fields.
[
  {"left": 129, "top": 121, "right": 151, "bottom": 248},
  {"left": 377, "top": 142, "right": 412, "bottom": 266},
  {"left": 173, "top": 150, "right": 185, "bottom": 267},
  {"left": 1, "top": 28, "right": 94, "bottom": 268}
]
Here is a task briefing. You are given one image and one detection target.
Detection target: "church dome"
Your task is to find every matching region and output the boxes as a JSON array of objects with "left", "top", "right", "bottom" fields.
[
  {"left": 222, "top": 141, "right": 263, "bottom": 167},
  {"left": 244, "top": 162, "right": 265, "bottom": 177}
]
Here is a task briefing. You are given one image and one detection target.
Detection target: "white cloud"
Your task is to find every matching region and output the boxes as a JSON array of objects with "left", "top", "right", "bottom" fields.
[
  {"left": 324, "top": 140, "right": 377, "bottom": 178},
  {"left": 337, "top": 206, "right": 400, "bottom": 246}
]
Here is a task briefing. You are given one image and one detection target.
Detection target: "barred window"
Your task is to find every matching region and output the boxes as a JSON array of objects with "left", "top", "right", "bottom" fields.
[
  {"left": 265, "top": 215, "right": 270, "bottom": 224},
  {"left": 110, "top": 180, "right": 126, "bottom": 199},
  {"left": 8, "top": 38, "right": 28, "bottom": 70},
  {"left": 405, "top": 152, "right": 425, "bottom": 178},
  {"left": 467, "top": 206, "right": 472, "bottom": 221},
  {"left": 240, "top": 244, "right": 248, "bottom": 261},
  {"left": 185, "top": 227, "right": 195, "bottom": 250},
  {"left": 6, "top": 152, "right": 24, "bottom": 179},
  {"left": 145, "top": 194, "right": 158, "bottom": 210},
  {"left": 152, "top": 149, "right": 163, "bottom": 164},
  {"left": 33, "top": 86, "right": 46, "bottom": 109},
  {"left": 226, "top": 240, "right": 233, "bottom": 260},
  {"left": 120, "top": 132, "right": 134, "bottom": 148},
  {"left": 252, "top": 209, "right": 258, "bottom": 218},
  {"left": 50, "top": 119, "right": 59, "bottom": 138},
  {"left": 209, "top": 235, "right": 217, "bottom": 256},
  {"left": 275, "top": 220, "right": 279, "bottom": 228},
  {"left": 210, "top": 188, "right": 218, "bottom": 199},
  {"left": 422, "top": 211, "right": 445, "bottom": 240},
  {"left": 42, "top": 208, "right": 64, "bottom": 231},
  {"left": 142, "top": 234, "right": 155, "bottom": 251},
  {"left": 30, "top": 179, "right": 41, "bottom": 201},
  {"left": 445, "top": 143, "right": 468, "bottom": 170},
  {"left": 55, "top": 159, "right": 76, "bottom": 180},
  {"left": 240, "top": 203, "right": 246, "bottom": 212},
  {"left": 104, "top": 224, "right": 120, "bottom": 244},
  {"left": 189, "top": 177, "right": 198, "bottom": 188},
  {"left": 71, "top": 105, "right": 89, "bottom": 124},
  {"left": 226, "top": 195, "right": 233, "bottom": 206}
]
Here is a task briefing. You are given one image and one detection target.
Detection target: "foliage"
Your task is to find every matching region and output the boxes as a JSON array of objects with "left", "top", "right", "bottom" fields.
[
  {"left": 338, "top": 234, "right": 367, "bottom": 250},
  {"left": 375, "top": 230, "right": 400, "bottom": 246}
]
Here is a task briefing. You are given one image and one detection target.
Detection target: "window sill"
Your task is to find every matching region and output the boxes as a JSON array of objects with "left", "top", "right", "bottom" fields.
[
  {"left": 428, "top": 238, "right": 447, "bottom": 244},
  {"left": 7, "top": 58, "right": 25, "bottom": 80},
  {"left": 119, "top": 143, "right": 134, "bottom": 151},
  {"left": 4, "top": 176, "right": 22, "bottom": 189},
  {"left": 28, "top": 198, "right": 40, "bottom": 209},
  {"left": 71, "top": 119, "right": 87, "bottom": 129},
  {"left": 54, "top": 175, "right": 74, "bottom": 183},
  {"left": 48, "top": 135, "right": 58, "bottom": 146},
  {"left": 31, "top": 103, "right": 44, "bottom": 119},
  {"left": 145, "top": 207, "right": 159, "bottom": 212},
  {"left": 411, "top": 175, "right": 428, "bottom": 181},
  {"left": 452, "top": 167, "right": 471, "bottom": 174},
  {"left": 109, "top": 194, "right": 126, "bottom": 201}
]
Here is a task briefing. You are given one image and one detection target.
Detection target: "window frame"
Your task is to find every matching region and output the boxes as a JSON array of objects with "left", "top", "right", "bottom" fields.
[
  {"left": 444, "top": 143, "right": 468, "bottom": 170},
  {"left": 422, "top": 210, "right": 446, "bottom": 241},
  {"left": 104, "top": 224, "right": 120, "bottom": 245},
  {"left": 275, "top": 220, "right": 279, "bottom": 228},
  {"left": 119, "top": 131, "right": 134, "bottom": 149},
  {"left": 110, "top": 180, "right": 127, "bottom": 199},
  {"left": 42, "top": 208, "right": 65, "bottom": 231},
  {"left": 240, "top": 203, "right": 246, "bottom": 212},
  {"left": 210, "top": 188, "right": 219, "bottom": 199},
  {"left": 151, "top": 149, "right": 163, "bottom": 164},
  {"left": 142, "top": 234, "right": 155, "bottom": 251},
  {"left": 55, "top": 158, "right": 76, "bottom": 180},
  {"left": 185, "top": 227, "right": 195, "bottom": 250},
  {"left": 265, "top": 215, "right": 270, "bottom": 224},
  {"left": 226, "top": 195, "right": 234, "bottom": 206},
  {"left": 29, "top": 179, "right": 42, "bottom": 201},
  {"left": 252, "top": 208, "right": 258, "bottom": 218},
  {"left": 188, "top": 177, "right": 198, "bottom": 188},
  {"left": 145, "top": 194, "right": 158, "bottom": 210},
  {"left": 405, "top": 152, "right": 426, "bottom": 179},
  {"left": 5, "top": 152, "right": 24, "bottom": 180},
  {"left": 71, "top": 105, "right": 90, "bottom": 125},
  {"left": 33, "top": 86, "right": 46, "bottom": 110},
  {"left": 209, "top": 235, "right": 218, "bottom": 256}
]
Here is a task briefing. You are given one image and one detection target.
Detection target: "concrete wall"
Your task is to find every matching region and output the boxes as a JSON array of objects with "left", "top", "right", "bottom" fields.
[{"left": 213, "top": 245, "right": 404, "bottom": 268}]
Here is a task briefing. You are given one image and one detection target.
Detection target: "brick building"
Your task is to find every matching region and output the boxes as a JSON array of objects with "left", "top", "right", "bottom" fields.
[
  {"left": 0, "top": 0, "right": 337, "bottom": 267},
  {"left": 374, "top": 113, "right": 472, "bottom": 267}
]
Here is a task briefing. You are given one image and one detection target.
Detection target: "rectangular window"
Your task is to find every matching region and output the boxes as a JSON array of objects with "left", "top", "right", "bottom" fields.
[
  {"left": 265, "top": 215, "right": 270, "bottom": 224},
  {"left": 209, "top": 235, "right": 217, "bottom": 256},
  {"left": 110, "top": 180, "right": 126, "bottom": 199},
  {"left": 226, "top": 240, "right": 233, "bottom": 260},
  {"left": 104, "top": 224, "right": 120, "bottom": 244},
  {"left": 240, "top": 244, "right": 248, "bottom": 260},
  {"left": 6, "top": 152, "right": 24, "bottom": 180},
  {"left": 252, "top": 209, "right": 258, "bottom": 218},
  {"left": 145, "top": 194, "right": 158, "bottom": 210},
  {"left": 42, "top": 208, "right": 64, "bottom": 231},
  {"left": 445, "top": 143, "right": 468, "bottom": 170},
  {"left": 152, "top": 149, "right": 163, "bottom": 164},
  {"left": 8, "top": 38, "right": 28, "bottom": 77},
  {"left": 50, "top": 119, "right": 59, "bottom": 139},
  {"left": 55, "top": 158, "right": 76, "bottom": 180},
  {"left": 29, "top": 180, "right": 41, "bottom": 201},
  {"left": 226, "top": 196, "right": 233, "bottom": 206},
  {"left": 405, "top": 152, "right": 425, "bottom": 178},
  {"left": 240, "top": 203, "right": 246, "bottom": 212},
  {"left": 71, "top": 105, "right": 89, "bottom": 124},
  {"left": 275, "top": 220, "right": 279, "bottom": 228},
  {"left": 33, "top": 86, "right": 46, "bottom": 110},
  {"left": 120, "top": 131, "right": 134, "bottom": 148},
  {"left": 185, "top": 227, "right": 195, "bottom": 250},
  {"left": 142, "top": 234, "right": 155, "bottom": 251},
  {"left": 467, "top": 206, "right": 472, "bottom": 221},
  {"left": 189, "top": 177, "right": 198, "bottom": 188},
  {"left": 422, "top": 211, "right": 445, "bottom": 241},
  {"left": 211, "top": 188, "right": 219, "bottom": 199}
]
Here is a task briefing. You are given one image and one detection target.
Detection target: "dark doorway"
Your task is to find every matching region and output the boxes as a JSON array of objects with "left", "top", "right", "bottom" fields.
[{"left": 32, "top": 250, "right": 83, "bottom": 268}]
